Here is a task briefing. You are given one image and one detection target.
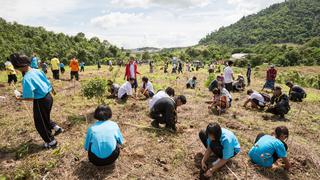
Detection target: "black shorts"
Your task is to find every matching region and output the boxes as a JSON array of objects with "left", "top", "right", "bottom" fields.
[{"left": 89, "top": 145, "right": 120, "bottom": 166}]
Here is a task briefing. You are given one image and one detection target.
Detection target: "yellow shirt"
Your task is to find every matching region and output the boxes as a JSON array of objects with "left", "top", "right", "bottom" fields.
[
  {"left": 51, "top": 58, "right": 60, "bottom": 70},
  {"left": 6, "top": 64, "right": 16, "bottom": 75}
]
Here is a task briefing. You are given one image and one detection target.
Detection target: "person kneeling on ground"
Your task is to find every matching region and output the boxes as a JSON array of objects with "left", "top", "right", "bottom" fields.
[
  {"left": 84, "top": 105, "right": 124, "bottom": 166},
  {"left": 266, "top": 86, "right": 290, "bottom": 118},
  {"left": 199, "top": 122, "right": 241, "bottom": 178},
  {"left": 243, "top": 89, "right": 265, "bottom": 109},
  {"left": 10, "top": 53, "right": 63, "bottom": 149},
  {"left": 107, "top": 80, "right": 120, "bottom": 98},
  {"left": 232, "top": 75, "right": 245, "bottom": 92},
  {"left": 248, "top": 126, "right": 290, "bottom": 170},
  {"left": 140, "top": 76, "right": 155, "bottom": 98},
  {"left": 186, "top": 76, "right": 197, "bottom": 89},
  {"left": 150, "top": 95, "right": 187, "bottom": 132},
  {"left": 149, "top": 87, "right": 175, "bottom": 110},
  {"left": 117, "top": 78, "right": 136, "bottom": 102},
  {"left": 208, "top": 88, "right": 229, "bottom": 115},
  {"left": 285, "top": 81, "right": 306, "bottom": 102},
  {"left": 208, "top": 75, "right": 224, "bottom": 92}
]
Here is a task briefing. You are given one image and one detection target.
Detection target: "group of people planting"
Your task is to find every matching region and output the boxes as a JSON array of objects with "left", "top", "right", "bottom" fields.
[{"left": 5, "top": 53, "right": 308, "bottom": 178}]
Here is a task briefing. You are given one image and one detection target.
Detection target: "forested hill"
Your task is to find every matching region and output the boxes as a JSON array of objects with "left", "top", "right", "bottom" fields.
[
  {"left": 199, "top": 0, "right": 320, "bottom": 46},
  {"left": 0, "top": 18, "right": 123, "bottom": 65}
]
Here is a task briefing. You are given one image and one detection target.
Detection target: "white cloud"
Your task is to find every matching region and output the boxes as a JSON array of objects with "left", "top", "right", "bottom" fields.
[
  {"left": 227, "top": 0, "right": 285, "bottom": 15},
  {"left": 0, "top": 0, "right": 81, "bottom": 22},
  {"left": 110, "top": 0, "right": 210, "bottom": 8},
  {"left": 90, "top": 12, "right": 144, "bottom": 29}
]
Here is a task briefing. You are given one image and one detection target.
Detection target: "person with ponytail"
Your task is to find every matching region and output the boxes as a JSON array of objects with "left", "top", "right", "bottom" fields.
[
  {"left": 10, "top": 53, "right": 63, "bottom": 149},
  {"left": 199, "top": 122, "right": 241, "bottom": 177}
]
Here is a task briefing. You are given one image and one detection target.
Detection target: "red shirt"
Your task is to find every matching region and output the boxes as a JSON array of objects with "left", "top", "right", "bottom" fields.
[
  {"left": 266, "top": 68, "right": 277, "bottom": 81},
  {"left": 125, "top": 63, "right": 140, "bottom": 80}
]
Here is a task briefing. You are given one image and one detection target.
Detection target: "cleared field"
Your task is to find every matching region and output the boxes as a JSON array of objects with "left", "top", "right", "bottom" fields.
[{"left": 0, "top": 65, "right": 319, "bottom": 179}]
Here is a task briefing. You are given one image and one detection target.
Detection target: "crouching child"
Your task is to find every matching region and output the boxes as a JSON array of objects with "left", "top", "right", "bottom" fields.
[
  {"left": 248, "top": 126, "right": 290, "bottom": 170},
  {"left": 199, "top": 123, "right": 241, "bottom": 178},
  {"left": 84, "top": 105, "right": 124, "bottom": 166}
]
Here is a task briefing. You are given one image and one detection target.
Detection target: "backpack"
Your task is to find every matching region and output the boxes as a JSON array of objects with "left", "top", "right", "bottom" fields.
[{"left": 260, "top": 93, "right": 271, "bottom": 102}]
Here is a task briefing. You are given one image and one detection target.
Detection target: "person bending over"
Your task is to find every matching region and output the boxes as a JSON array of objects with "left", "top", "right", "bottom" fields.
[
  {"left": 149, "top": 87, "right": 175, "bottom": 110},
  {"left": 243, "top": 89, "right": 265, "bottom": 109},
  {"left": 186, "top": 76, "right": 197, "bottom": 89},
  {"left": 248, "top": 126, "right": 290, "bottom": 170},
  {"left": 199, "top": 123, "right": 241, "bottom": 178},
  {"left": 266, "top": 86, "right": 290, "bottom": 118},
  {"left": 117, "top": 78, "right": 136, "bottom": 102},
  {"left": 285, "top": 81, "right": 306, "bottom": 102},
  {"left": 85, "top": 105, "right": 124, "bottom": 166},
  {"left": 208, "top": 88, "right": 229, "bottom": 115},
  {"left": 10, "top": 53, "right": 63, "bottom": 149},
  {"left": 150, "top": 95, "right": 187, "bottom": 132},
  {"left": 107, "top": 80, "right": 120, "bottom": 98}
]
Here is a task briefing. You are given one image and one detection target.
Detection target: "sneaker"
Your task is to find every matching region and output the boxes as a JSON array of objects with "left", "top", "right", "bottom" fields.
[
  {"left": 54, "top": 127, "right": 64, "bottom": 136},
  {"left": 44, "top": 140, "right": 58, "bottom": 149}
]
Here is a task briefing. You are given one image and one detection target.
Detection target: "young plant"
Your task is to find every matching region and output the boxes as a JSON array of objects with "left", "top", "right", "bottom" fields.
[{"left": 81, "top": 77, "right": 108, "bottom": 104}]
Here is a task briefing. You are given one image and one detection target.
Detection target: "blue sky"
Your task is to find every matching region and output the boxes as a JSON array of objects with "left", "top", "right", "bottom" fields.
[{"left": 0, "top": 0, "right": 284, "bottom": 49}]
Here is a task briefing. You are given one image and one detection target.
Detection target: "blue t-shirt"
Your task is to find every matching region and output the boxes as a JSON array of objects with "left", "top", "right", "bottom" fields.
[
  {"left": 22, "top": 69, "right": 52, "bottom": 99},
  {"left": 30, "top": 57, "right": 39, "bottom": 69},
  {"left": 207, "top": 128, "right": 241, "bottom": 160},
  {"left": 248, "top": 135, "right": 287, "bottom": 167},
  {"left": 60, "top": 63, "right": 65, "bottom": 68},
  {"left": 84, "top": 120, "right": 124, "bottom": 159}
]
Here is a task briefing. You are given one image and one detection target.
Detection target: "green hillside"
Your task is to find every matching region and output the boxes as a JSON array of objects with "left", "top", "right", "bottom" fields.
[
  {"left": 0, "top": 18, "right": 123, "bottom": 65},
  {"left": 199, "top": 0, "right": 320, "bottom": 46}
]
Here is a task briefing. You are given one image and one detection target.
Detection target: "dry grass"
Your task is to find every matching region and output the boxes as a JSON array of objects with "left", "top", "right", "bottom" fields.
[{"left": 0, "top": 65, "right": 319, "bottom": 180}]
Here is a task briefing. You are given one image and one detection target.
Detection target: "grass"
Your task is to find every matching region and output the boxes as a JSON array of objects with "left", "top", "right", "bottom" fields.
[{"left": 0, "top": 65, "right": 319, "bottom": 179}]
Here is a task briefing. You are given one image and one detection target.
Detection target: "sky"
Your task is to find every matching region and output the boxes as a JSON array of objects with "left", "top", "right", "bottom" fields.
[{"left": 0, "top": 0, "right": 285, "bottom": 49}]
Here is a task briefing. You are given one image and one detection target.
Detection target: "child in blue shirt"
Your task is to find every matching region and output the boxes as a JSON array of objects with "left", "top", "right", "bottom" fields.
[
  {"left": 199, "top": 123, "right": 241, "bottom": 178},
  {"left": 10, "top": 53, "right": 63, "bottom": 149},
  {"left": 85, "top": 105, "right": 124, "bottom": 166},
  {"left": 248, "top": 126, "right": 290, "bottom": 170}
]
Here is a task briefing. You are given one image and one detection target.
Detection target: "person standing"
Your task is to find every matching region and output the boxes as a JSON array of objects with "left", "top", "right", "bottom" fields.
[
  {"left": 224, "top": 61, "right": 234, "bottom": 92},
  {"left": 60, "top": 62, "right": 65, "bottom": 74},
  {"left": 149, "top": 61, "right": 154, "bottom": 73},
  {"left": 262, "top": 65, "right": 277, "bottom": 91},
  {"left": 30, "top": 52, "right": 39, "bottom": 69},
  {"left": 40, "top": 61, "right": 48, "bottom": 74},
  {"left": 80, "top": 62, "right": 85, "bottom": 72},
  {"left": 246, "top": 64, "right": 251, "bottom": 86},
  {"left": 5, "top": 61, "right": 17, "bottom": 85},
  {"left": 10, "top": 53, "right": 63, "bottom": 148},
  {"left": 97, "top": 61, "right": 101, "bottom": 70},
  {"left": 124, "top": 57, "right": 140, "bottom": 94},
  {"left": 51, "top": 56, "right": 60, "bottom": 80},
  {"left": 69, "top": 57, "right": 80, "bottom": 81},
  {"left": 178, "top": 62, "right": 183, "bottom": 74}
]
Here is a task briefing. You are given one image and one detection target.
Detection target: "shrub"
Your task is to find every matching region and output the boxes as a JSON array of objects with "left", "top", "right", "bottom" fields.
[{"left": 81, "top": 77, "right": 108, "bottom": 104}]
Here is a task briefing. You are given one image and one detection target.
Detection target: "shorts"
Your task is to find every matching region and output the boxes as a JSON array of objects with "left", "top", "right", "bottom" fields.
[
  {"left": 263, "top": 80, "right": 275, "bottom": 90},
  {"left": 252, "top": 99, "right": 265, "bottom": 107}
]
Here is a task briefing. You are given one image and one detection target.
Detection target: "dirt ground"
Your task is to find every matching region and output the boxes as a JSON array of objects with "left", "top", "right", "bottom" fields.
[{"left": 0, "top": 65, "right": 319, "bottom": 180}]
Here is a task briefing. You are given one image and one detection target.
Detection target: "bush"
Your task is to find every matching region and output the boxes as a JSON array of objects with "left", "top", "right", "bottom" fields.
[
  {"left": 277, "top": 71, "right": 320, "bottom": 89},
  {"left": 81, "top": 77, "right": 108, "bottom": 104}
]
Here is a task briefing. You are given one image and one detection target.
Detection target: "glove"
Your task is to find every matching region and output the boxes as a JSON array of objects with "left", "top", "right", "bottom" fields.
[{"left": 14, "top": 90, "right": 22, "bottom": 97}]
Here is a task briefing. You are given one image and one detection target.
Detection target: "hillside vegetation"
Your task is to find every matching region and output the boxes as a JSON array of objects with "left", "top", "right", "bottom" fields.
[
  {"left": 199, "top": 0, "right": 320, "bottom": 46},
  {"left": 0, "top": 18, "right": 123, "bottom": 66}
]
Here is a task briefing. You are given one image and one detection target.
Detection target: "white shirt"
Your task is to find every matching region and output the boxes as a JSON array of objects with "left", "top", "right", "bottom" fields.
[
  {"left": 250, "top": 92, "right": 265, "bottom": 105},
  {"left": 129, "top": 64, "right": 135, "bottom": 78},
  {"left": 118, "top": 81, "right": 133, "bottom": 98},
  {"left": 221, "top": 88, "right": 232, "bottom": 102},
  {"left": 148, "top": 91, "right": 169, "bottom": 109},
  {"left": 224, "top": 66, "right": 233, "bottom": 83},
  {"left": 144, "top": 81, "right": 154, "bottom": 93}
]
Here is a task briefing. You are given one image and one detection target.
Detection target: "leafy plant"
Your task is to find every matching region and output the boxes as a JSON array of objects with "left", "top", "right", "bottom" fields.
[{"left": 81, "top": 77, "right": 108, "bottom": 104}]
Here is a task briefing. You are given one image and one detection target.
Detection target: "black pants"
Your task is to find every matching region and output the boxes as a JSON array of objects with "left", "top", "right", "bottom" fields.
[
  {"left": 199, "top": 130, "right": 223, "bottom": 159},
  {"left": 150, "top": 109, "right": 176, "bottom": 130},
  {"left": 52, "top": 70, "right": 60, "bottom": 80},
  {"left": 89, "top": 145, "right": 120, "bottom": 166},
  {"left": 266, "top": 105, "right": 289, "bottom": 116},
  {"left": 8, "top": 74, "right": 17, "bottom": 84},
  {"left": 186, "top": 83, "right": 195, "bottom": 89},
  {"left": 254, "top": 133, "right": 288, "bottom": 163},
  {"left": 60, "top": 67, "right": 65, "bottom": 74},
  {"left": 70, "top": 71, "right": 79, "bottom": 81},
  {"left": 80, "top": 67, "right": 84, "bottom": 72},
  {"left": 289, "top": 92, "right": 305, "bottom": 102},
  {"left": 33, "top": 93, "right": 56, "bottom": 143},
  {"left": 225, "top": 83, "right": 233, "bottom": 92},
  {"left": 120, "top": 93, "right": 128, "bottom": 102},
  {"left": 247, "top": 76, "right": 251, "bottom": 86}
]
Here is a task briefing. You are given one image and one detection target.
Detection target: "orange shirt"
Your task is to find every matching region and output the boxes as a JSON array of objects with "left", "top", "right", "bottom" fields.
[{"left": 70, "top": 58, "right": 79, "bottom": 72}]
